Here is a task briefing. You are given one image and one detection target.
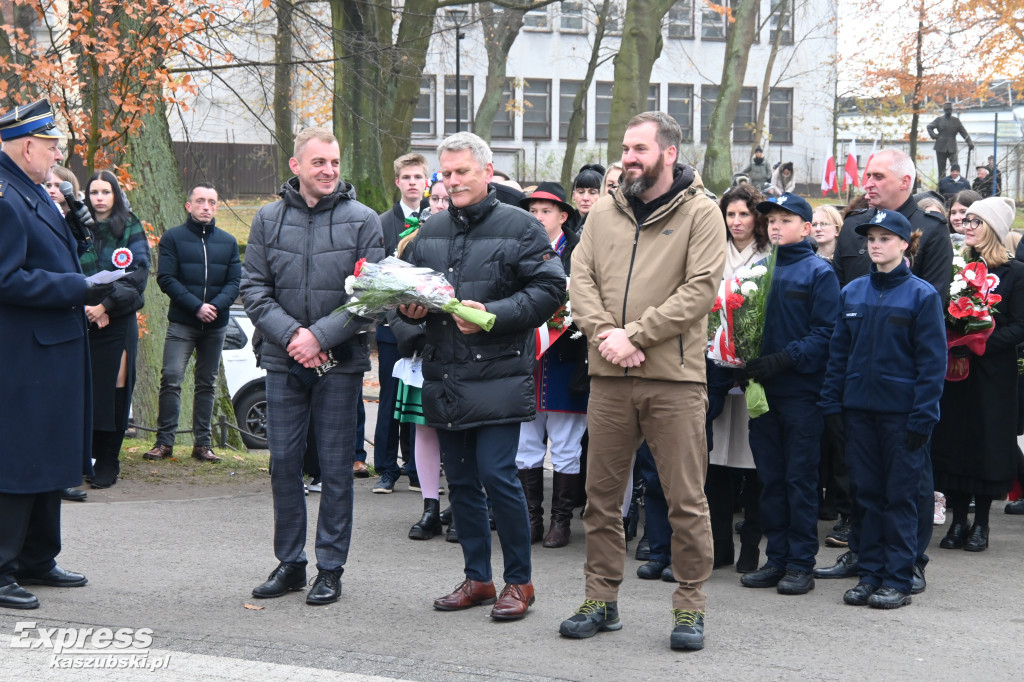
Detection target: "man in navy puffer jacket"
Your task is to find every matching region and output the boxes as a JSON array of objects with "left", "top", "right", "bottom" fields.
[{"left": 145, "top": 183, "right": 241, "bottom": 463}]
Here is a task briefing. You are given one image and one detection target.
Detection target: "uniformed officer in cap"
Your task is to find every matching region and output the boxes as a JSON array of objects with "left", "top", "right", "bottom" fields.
[{"left": 0, "top": 99, "right": 113, "bottom": 609}]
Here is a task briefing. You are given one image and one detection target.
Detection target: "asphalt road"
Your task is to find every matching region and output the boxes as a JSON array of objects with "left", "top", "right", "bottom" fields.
[{"left": 2, "top": 405, "right": 1022, "bottom": 681}]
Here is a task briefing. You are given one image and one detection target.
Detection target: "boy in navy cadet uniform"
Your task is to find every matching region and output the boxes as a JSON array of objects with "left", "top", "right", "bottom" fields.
[
  {"left": 740, "top": 193, "right": 840, "bottom": 595},
  {"left": 819, "top": 211, "right": 946, "bottom": 609}
]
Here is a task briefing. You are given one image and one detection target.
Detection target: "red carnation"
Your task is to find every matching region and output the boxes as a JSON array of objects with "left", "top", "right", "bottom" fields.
[{"left": 354, "top": 258, "right": 367, "bottom": 276}]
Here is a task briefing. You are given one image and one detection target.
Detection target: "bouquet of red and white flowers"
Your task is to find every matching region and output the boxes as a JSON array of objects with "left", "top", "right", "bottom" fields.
[
  {"left": 707, "top": 253, "right": 776, "bottom": 416},
  {"left": 338, "top": 256, "right": 496, "bottom": 331},
  {"left": 945, "top": 255, "right": 1000, "bottom": 380}
]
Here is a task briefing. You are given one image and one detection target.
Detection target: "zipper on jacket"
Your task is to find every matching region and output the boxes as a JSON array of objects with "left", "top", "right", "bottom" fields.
[
  {"left": 305, "top": 211, "right": 313, "bottom": 325},
  {"left": 201, "top": 231, "right": 209, "bottom": 330},
  {"left": 620, "top": 221, "right": 642, "bottom": 375}
]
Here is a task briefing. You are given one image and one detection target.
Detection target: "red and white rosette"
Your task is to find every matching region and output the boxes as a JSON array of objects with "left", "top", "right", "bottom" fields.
[{"left": 111, "top": 248, "right": 133, "bottom": 270}]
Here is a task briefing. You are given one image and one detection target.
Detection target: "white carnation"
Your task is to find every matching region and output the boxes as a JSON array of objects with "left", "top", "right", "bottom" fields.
[
  {"left": 729, "top": 279, "right": 741, "bottom": 293},
  {"left": 741, "top": 281, "right": 759, "bottom": 295},
  {"left": 952, "top": 256, "right": 967, "bottom": 269},
  {"left": 749, "top": 264, "right": 768, "bottom": 277},
  {"left": 733, "top": 266, "right": 753, "bottom": 280},
  {"left": 344, "top": 276, "right": 356, "bottom": 295}
]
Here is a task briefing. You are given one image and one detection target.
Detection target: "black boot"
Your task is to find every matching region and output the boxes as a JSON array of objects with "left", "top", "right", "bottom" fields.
[
  {"left": 90, "top": 430, "right": 123, "bottom": 489},
  {"left": 544, "top": 472, "right": 580, "bottom": 548},
  {"left": 409, "top": 499, "right": 442, "bottom": 540},
  {"left": 736, "top": 514, "right": 763, "bottom": 573},
  {"left": 517, "top": 468, "right": 545, "bottom": 544},
  {"left": 623, "top": 479, "right": 644, "bottom": 541}
]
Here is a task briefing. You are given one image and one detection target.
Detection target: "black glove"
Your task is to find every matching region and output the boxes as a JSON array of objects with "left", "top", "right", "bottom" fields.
[
  {"left": 825, "top": 413, "right": 845, "bottom": 447},
  {"left": 84, "top": 281, "right": 114, "bottom": 306},
  {"left": 950, "top": 346, "right": 969, "bottom": 358},
  {"left": 733, "top": 367, "right": 749, "bottom": 389},
  {"left": 745, "top": 352, "right": 794, "bottom": 383},
  {"left": 906, "top": 430, "right": 929, "bottom": 452}
]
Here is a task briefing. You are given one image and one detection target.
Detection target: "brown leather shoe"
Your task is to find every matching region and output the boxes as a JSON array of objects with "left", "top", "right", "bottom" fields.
[
  {"left": 144, "top": 444, "right": 173, "bottom": 461},
  {"left": 490, "top": 582, "right": 535, "bottom": 620},
  {"left": 191, "top": 445, "right": 221, "bottom": 462},
  {"left": 353, "top": 460, "right": 370, "bottom": 478},
  {"left": 433, "top": 579, "right": 496, "bottom": 611}
]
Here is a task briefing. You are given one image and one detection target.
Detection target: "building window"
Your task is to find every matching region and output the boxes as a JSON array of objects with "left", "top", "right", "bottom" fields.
[
  {"left": 595, "top": 81, "right": 613, "bottom": 142},
  {"left": 667, "top": 84, "right": 693, "bottom": 142},
  {"left": 560, "top": 0, "right": 584, "bottom": 32},
  {"left": 559, "top": 80, "right": 587, "bottom": 141},
  {"left": 768, "top": 0, "right": 794, "bottom": 45},
  {"left": 701, "top": 1, "right": 727, "bottom": 40},
  {"left": 524, "top": 5, "right": 549, "bottom": 30},
  {"left": 769, "top": 87, "right": 793, "bottom": 144},
  {"left": 444, "top": 75, "right": 474, "bottom": 135},
  {"left": 700, "top": 84, "right": 756, "bottom": 143},
  {"left": 604, "top": 0, "right": 623, "bottom": 35},
  {"left": 647, "top": 84, "right": 660, "bottom": 112},
  {"left": 666, "top": 0, "right": 693, "bottom": 39},
  {"left": 523, "top": 79, "right": 552, "bottom": 140},
  {"left": 734, "top": 86, "right": 757, "bottom": 144},
  {"left": 491, "top": 79, "right": 515, "bottom": 140},
  {"left": 412, "top": 76, "right": 435, "bottom": 137}
]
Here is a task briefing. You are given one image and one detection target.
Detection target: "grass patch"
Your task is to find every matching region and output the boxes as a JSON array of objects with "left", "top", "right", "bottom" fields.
[
  {"left": 214, "top": 198, "right": 277, "bottom": 247},
  {"left": 119, "top": 438, "right": 270, "bottom": 485}
]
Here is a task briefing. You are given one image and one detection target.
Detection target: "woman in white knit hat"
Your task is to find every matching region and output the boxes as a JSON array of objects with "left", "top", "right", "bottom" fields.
[{"left": 933, "top": 196, "right": 1024, "bottom": 552}]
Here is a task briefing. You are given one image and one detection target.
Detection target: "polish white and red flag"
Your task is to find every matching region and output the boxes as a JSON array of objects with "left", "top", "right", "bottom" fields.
[
  {"left": 843, "top": 139, "right": 859, "bottom": 191},
  {"left": 821, "top": 153, "right": 838, "bottom": 196},
  {"left": 862, "top": 140, "right": 878, "bottom": 187}
]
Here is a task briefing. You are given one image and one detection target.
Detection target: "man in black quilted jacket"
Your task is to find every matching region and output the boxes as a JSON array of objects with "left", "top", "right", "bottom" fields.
[
  {"left": 145, "top": 183, "right": 241, "bottom": 464},
  {"left": 400, "top": 132, "right": 565, "bottom": 621}
]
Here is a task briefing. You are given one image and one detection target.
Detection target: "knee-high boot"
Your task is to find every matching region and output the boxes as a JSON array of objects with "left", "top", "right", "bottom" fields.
[
  {"left": 91, "top": 429, "right": 124, "bottom": 489},
  {"left": 705, "top": 464, "right": 735, "bottom": 568},
  {"left": 544, "top": 472, "right": 581, "bottom": 548},
  {"left": 517, "top": 467, "right": 545, "bottom": 544}
]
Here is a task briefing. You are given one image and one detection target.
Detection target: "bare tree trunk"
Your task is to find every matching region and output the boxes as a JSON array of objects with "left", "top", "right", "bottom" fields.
[
  {"left": 474, "top": 4, "right": 527, "bottom": 145},
  {"left": 908, "top": 0, "right": 925, "bottom": 192},
  {"left": 702, "top": 0, "right": 760, "bottom": 195},
  {"left": 561, "top": 0, "right": 611, "bottom": 189},
  {"left": 274, "top": 0, "right": 295, "bottom": 184},
  {"left": 605, "top": 0, "right": 675, "bottom": 162},
  {"left": 752, "top": 0, "right": 790, "bottom": 155}
]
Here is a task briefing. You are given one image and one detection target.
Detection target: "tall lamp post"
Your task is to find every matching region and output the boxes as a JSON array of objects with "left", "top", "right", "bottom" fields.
[{"left": 448, "top": 9, "right": 468, "bottom": 133}]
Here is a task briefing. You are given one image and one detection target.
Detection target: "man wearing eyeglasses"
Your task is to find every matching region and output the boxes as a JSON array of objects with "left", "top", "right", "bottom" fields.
[{"left": 819, "top": 147, "right": 953, "bottom": 597}]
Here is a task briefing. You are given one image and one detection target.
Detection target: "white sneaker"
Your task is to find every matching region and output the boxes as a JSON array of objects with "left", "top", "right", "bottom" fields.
[
  {"left": 933, "top": 492, "right": 946, "bottom": 525},
  {"left": 307, "top": 481, "right": 322, "bottom": 493}
]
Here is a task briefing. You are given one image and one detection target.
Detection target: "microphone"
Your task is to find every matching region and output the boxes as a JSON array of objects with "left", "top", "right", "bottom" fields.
[{"left": 59, "top": 180, "right": 95, "bottom": 244}]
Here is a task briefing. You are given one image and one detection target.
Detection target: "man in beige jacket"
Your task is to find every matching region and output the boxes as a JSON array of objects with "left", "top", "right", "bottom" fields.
[{"left": 558, "top": 111, "right": 725, "bottom": 651}]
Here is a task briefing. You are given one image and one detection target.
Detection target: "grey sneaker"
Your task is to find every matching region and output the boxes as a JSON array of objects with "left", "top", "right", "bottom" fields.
[
  {"left": 670, "top": 609, "right": 705, "bottom": 650},
  {"left": 373, "top": 471, "right": 398, "bottom": 494},
  {"left": 558, "top": 600, "right": 622, "bottom": 639}
]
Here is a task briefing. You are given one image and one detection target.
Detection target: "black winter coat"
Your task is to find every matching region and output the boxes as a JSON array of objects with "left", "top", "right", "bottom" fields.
[
  {"left": 404, "top": 190, "right": 566, "bottom": 429},
  {"left": 157, "top": 216, "right": 241, "bottom": 329},
  {"left": 932, "top": 258, "right": 1024, "bottom": 495}
]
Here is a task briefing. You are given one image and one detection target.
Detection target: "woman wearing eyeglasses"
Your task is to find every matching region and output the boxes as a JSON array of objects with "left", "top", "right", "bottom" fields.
[
  {"left": 812, "top": 205, "right": 843, "bottom": 261},
  {"left": 932, "top": 197, "right": 1024, "bottom": 552}
]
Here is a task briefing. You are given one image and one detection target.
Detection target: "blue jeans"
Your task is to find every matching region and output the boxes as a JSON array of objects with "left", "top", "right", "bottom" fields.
[
  {"left": 266, "top": 370, "right": 359, "bottom": 572},
  {"left": 438, "top": 423, "right": 531, "bottom": 584},
  {"left": 636, "top": 442, "right": 671, "bottom": 565},
  {"left": 156, "top": 322, "right": 228, "bottom": 446}
]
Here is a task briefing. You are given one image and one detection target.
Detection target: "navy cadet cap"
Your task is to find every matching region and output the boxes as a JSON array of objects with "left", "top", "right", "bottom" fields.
[
  {"left": 855, "top": 209, "right": 912, "bottom": 242},
  {"left": 0, "top": 99, "right": 64, "bottom": 141},
  {"left": 756, "top": 192, "right": 813, "bottom": 223}
]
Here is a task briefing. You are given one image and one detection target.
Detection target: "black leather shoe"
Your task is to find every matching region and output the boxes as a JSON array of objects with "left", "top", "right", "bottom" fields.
[
  {"left": 911, "top": 563, "right": 926, "bottom": 594},
  {"left": 1005, "top": 499, "right": 1024, "bottom": 515},
  {"left": 740, "top": 564, "right": 785, "bottom": 588},
  {"left": 634, "top": 534, "right": 651, "bottom": 561},
  {"left": 306, "top": 570, "right": 342, "bottom": 605},
  {"left": 843, "top": 582, "right": 877, "bottom": 606},
  {"left": 636, "top": 560, "right": 669, "bottom": 580},
  {"left": 963, "top": 524, "right": 989, "bottom": 552},
  {"left": 777, "top": 570, "right": 814, "bottom": 595},
  {"left": 252, "top": 562, "right": 306, "bottom": 598},
  {"left": 813, "top": 551, "right": 858, "bottom": 579},
  {"left": 867, "top": 586, "right": 911, "bottom": 609},
  {"left": 939, "top": 522, "right": 969, "bottom": 549},
  {"left": 0, "top": 583, "right": 39, "bottom": 610},
  {"left": 660, "top": 565, "right": 675, "bottom": 582},
  {"left": 60, "top": 487, "right": 87, "bottom": 502},
  {"left": 16, "top": 565, "right": 88, "bottom": 587}
]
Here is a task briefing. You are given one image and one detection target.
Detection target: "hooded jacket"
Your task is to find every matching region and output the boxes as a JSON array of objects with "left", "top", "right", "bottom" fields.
[
  {"left": 570, "top": 165, "right": 726, "bottom": 384},
  {"left": 403, "top": 189, "right": 566, "bottom": 429},
  {"left": 240, "top": 177, "right": 385, "bottom": 374},
  {"left": 157, "top": 215, "right": 241, "bottom": 329}
]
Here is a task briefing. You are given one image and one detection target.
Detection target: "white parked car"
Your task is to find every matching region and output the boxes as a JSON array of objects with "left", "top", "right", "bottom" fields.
[{"left": 223, "top": 306, "right": 267, "bottom": 448}]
